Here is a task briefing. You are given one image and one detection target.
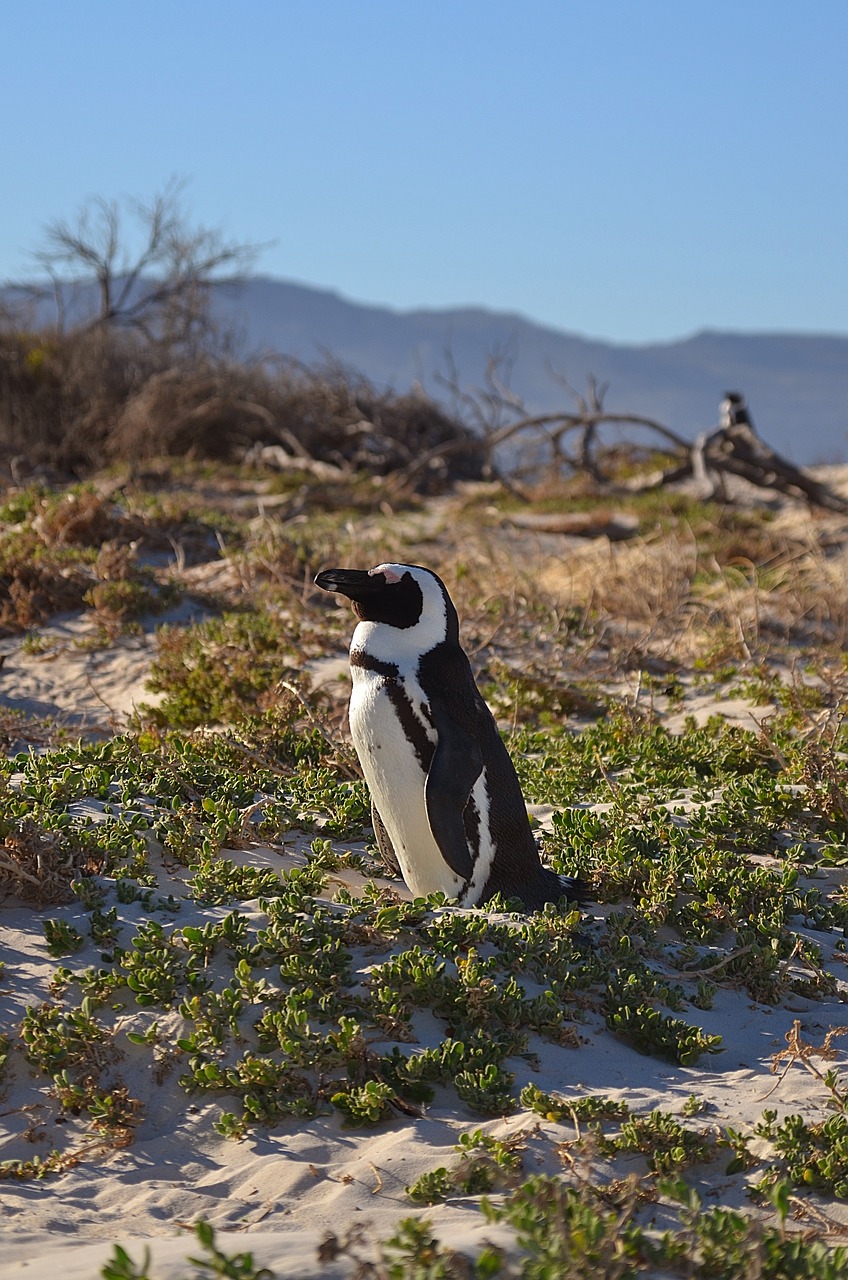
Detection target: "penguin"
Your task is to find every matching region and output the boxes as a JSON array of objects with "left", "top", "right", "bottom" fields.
[
  {"left": 314, "top": 562, "right": 586, "bottom": 912},
  {"left": 720, "top": 391, "right": 751, "bottom": 432}
]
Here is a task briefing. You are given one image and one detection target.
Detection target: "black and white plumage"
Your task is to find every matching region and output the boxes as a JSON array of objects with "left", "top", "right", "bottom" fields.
[
  {"left": 720, "top": 391, "right": 752, "bottom": 432},
  {"left": 314, "top": 562, "right": 586, "bottom": 912}
]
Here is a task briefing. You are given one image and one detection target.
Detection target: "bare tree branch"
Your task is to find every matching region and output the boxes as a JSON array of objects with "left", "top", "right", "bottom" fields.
[{"left": 29, "top": 177, "right": 269, "bottom": 350}]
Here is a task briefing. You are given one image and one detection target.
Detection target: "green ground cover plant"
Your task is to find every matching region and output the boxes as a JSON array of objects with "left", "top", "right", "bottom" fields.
[
  {"left": 99, "top": 1191, "right": 848, "bottom": 1279},
  {"left": 3, "top": 679, "right": 848, "bottom": 1174}
]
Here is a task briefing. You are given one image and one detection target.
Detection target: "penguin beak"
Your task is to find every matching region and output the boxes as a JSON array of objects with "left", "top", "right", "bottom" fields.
[{"left": 314, "top": 568, "right": 386, "bottom": 601}]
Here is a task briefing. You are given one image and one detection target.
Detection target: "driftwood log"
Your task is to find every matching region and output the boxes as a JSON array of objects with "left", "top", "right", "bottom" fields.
[
  {"left": 686, "top": 393, "right": 848, "bottom": 512},
  {"left": 622, "top": 393, "right": 848, "bottom": 513}
]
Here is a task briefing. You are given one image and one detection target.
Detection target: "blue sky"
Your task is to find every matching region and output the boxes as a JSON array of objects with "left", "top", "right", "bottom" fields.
[{"left": 2, "top": 1, "right": 846, "bottom": 342}]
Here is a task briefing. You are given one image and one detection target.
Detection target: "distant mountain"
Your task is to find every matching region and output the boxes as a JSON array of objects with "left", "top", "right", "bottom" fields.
[{"left": 5, "top": 275, "right": 848, "bottom": 462}]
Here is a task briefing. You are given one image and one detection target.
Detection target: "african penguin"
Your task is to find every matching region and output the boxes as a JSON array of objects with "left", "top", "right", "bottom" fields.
[
  {"left": 314, "top": 562, "right": 586, "bottom": 912},
  {"left": 720, "top": 391, "right": 751, "bottom": 432}
]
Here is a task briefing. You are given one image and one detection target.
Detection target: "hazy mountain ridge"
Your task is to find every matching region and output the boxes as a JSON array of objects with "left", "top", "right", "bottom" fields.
[{"left": 5, "top": 275, "right": 847, "bottom": 462}]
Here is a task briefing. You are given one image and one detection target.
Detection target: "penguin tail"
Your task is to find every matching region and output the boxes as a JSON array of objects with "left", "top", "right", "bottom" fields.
[
  {"left": 554, "top": 872, "right": 591, "bottom": 905},
  {"left": 530, "top": 868, "right": 590, "bottom": 909}
]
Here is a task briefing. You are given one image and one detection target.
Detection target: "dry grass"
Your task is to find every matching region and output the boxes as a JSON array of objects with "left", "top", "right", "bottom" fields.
[
  {"left": 0, "top": 452, "right": 846, "bottom": 701},
  {"left": 481, "top": 501, "right": 848, "bottom": 670}
]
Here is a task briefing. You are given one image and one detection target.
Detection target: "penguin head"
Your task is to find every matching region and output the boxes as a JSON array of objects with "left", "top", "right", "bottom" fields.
[{"left": 315, "top": 563, "right": 459, "bottom": 654}]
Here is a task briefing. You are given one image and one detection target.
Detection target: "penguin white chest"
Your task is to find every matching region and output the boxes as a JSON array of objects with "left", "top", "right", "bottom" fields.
[{"left": 348, "top": 667, "right": 464, "bottom": 899}]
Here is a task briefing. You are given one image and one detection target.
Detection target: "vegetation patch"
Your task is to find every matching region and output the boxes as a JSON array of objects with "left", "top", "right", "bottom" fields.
[{"left": 2, "top": 462, "right": 848, "bottom": 1274}]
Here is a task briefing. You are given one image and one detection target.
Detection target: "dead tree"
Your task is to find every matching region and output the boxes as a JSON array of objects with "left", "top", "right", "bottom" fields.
[
  {"left": 28, "top": 178, "right": 263, "bottom": 352},
  {"left": 429, "top": 352, "right": 690, "bottom": 486},
  {"left": 424, "top": 355, "right": 848, "bottom": 513}
]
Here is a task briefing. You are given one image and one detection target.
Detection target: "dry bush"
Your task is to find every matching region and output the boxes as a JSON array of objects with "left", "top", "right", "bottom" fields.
[
  {"left": 0, "top": 326, "right": 484, "bottom": 492},
  {"left": 0, "top": 331, "right": 68, "bottom": 462},
  {"left": 107, "top": 364, "right": 272, "bottom": 460},
  {"left": 0, "top": 819, "right": 103, "bottom": 905},
  {"left": 0, "top": 531, "right": 93, "bottom": 630},
  {"left": 268, "top": 362, "right": 485, "bottom": 491},
  {"left": 536, "top": 528, "right": 848, "bottom": 667},
  {"left": 0, "top": 490, "right": 173, "bottom": 633},
  {"left": 0, "top": 708, "right": 64, "bottom": 752},
  {"left": 33, "top": 489, "right": 119, "bottom": 545},
  {"left": 0, "top": 327, "right": 158, "bottom": 472},
  {"left": 93, "top": 539, "right": 141, "bottom": 581}
]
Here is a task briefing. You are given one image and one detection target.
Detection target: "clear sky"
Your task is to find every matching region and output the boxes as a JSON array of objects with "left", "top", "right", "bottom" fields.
[{"left": 2, "top": 1, "right": 846, "bottom": 343}]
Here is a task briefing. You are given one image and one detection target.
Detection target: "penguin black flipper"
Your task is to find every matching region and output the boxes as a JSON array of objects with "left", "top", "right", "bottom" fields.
[
  {"left": 423, "top": 696, "right": 483, "bottom": 883},
  {"left": 372, "top": 802, "right": 401, "bottom": 877}
]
